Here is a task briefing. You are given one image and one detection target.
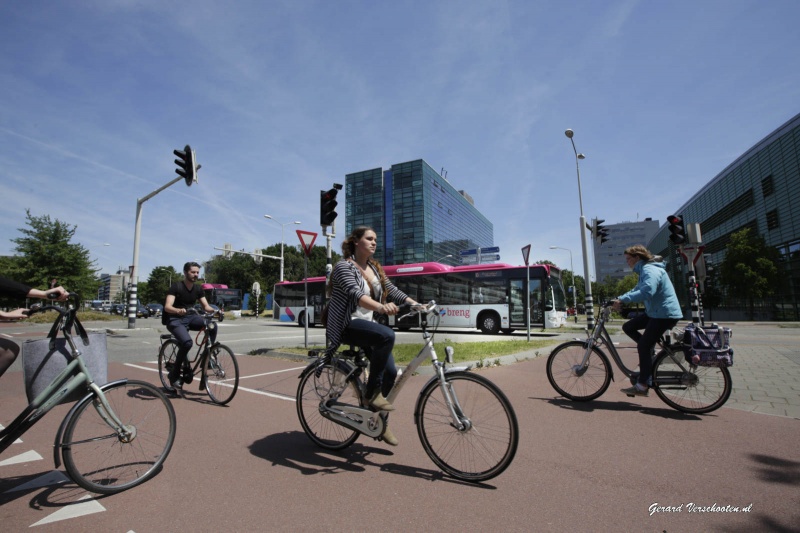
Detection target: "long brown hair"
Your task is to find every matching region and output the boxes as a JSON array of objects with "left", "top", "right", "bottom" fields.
[{"left": 328, "top": 226, "right": 388, "bottom": 301}]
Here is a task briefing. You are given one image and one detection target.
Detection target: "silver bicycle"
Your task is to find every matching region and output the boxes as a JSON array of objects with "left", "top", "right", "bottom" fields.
[{"left": 296, "top": 302, "right": 519, "bottom": 482}]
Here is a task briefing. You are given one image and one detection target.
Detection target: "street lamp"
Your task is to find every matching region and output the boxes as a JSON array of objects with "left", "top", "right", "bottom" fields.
[
  {"left": 433, "top": 254, "right": 454, "bottom": 263},
  {"left": 550, "top": 246, "right": 578, "bottom": 323},
  {"left": 264, "top": 215, "right": 301, "bottom": 282},
  {"left": 565, "top": 128, "right": 594, "bottom": 329}
]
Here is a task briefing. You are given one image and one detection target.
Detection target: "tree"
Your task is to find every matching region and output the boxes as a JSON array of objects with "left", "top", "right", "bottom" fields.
[
  {"left": 7, "top": 210, "right": 100, "bottom": 301},
  {"left": 719, "top": 228, "right": 780, "bottom": 319},
  {"left": 144, "top": 266, "right": 180, "bottom": 304}
]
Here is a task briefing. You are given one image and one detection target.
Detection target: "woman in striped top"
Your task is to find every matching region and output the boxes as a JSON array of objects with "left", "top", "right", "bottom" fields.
[{"left": 324, "top": 227, "right": 418, "bottom": 445}]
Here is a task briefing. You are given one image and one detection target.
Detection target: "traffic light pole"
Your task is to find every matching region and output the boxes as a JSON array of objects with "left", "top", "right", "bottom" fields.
[
  {"left": 579, "top": 215, "right": 594, "bottom": 330},
  {"left": 128, "top": 175, "right": 185, "bottom": 329}
]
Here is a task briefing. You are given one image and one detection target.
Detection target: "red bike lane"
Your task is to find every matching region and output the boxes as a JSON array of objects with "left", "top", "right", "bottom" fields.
[{"left": 2, "top": 353, "right": 798, "bottom": 532}]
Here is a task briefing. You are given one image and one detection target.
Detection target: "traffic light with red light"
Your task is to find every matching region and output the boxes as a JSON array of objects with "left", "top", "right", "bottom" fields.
[
  {"left": 320, "top": 188, "right": 339, "bottom": 226},
  {"left": 667, "top": 215, "right": 686, "bottom": 245}
]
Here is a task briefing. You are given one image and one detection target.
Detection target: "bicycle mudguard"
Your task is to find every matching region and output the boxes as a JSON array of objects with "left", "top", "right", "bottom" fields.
[
  {"left": 52, "top": 378, "right": 129, "bottom": 468},
  {"left": 297, "top": 358, "right": 354, "bottom": 380},
  {"left": 412, "top": 367, "right": 471, "bottom": 419}
]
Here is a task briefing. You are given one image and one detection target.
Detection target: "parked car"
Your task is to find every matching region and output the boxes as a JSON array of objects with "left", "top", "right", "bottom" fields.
[
  {"left": 136, "top": 303, "right": 151, "bottom": 318},
  {"left": 111, "top": 304, "right": 125, "bottom": 315},
  {"left": 146, "top": 303, "right": 163, "bottom": 317}
]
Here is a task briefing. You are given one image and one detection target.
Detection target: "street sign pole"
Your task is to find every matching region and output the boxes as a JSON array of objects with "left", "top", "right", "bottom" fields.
[
  {"left": 522, "top": 245, "right": 531, "bottom": 342},
  {"left": 297, "top": 230, "right": 318, "bottom": 349}
]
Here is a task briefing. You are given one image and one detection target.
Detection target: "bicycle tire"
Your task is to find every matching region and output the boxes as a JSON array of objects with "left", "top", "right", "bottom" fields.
[
  {"left": 546, "top": 341, "right": 612, "bottom": 401},
  {"left": 61, "top": 380, "right": 176, "bottom": 495},
  {"left": 652, "top": 349, "right": 732, "bottom": 414},
  {"left": 296, "top": 362, "right": 361, "bottom": 450},
  {"left": 416, "top": 371, "right": 518, "bottom": 482},
  {"left": 203, "top": 344, "right": 239, "bottom": 405},
  {"left": 158, "top": 339, "right": 179, "bottom": 390}
]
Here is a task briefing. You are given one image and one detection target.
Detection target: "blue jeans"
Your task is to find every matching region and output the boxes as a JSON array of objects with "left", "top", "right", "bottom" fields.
[
  {"left": 622, "top": 314, "right": 679, "bottom": 387},
  {"left": 341, "top": 318, "right": 397, "bottom": 398},
  {"left": 167, "top": 315, "right": 216, "bottom": 382}
]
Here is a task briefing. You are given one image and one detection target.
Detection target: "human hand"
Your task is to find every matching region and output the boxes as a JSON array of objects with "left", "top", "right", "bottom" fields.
[
  {"left": 45, "top": 287, "right": 69, "bottom": 301},
  {"left": 611, "top": 299, "right": 622, "bottom": 311},
  {"left": 381, "top": 302, "right": 399, "bottom": 316},
  {"left": 1, "top": 308, "right": 30, "bottom": 321}
]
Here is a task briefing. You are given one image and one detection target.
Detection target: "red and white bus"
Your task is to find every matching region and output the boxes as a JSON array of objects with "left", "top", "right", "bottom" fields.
[
  {"left": 201, "top": 283, "right": 243, "bottom": 310},
  {"left": 272, "top": 262, "right": 567, "bottom": 333}
]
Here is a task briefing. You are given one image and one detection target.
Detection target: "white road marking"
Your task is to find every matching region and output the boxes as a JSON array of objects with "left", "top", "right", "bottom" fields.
[
  {"left": 30, "top": 494, "right": 106, "bottom": 526},
  {"left": 4, "top": 470, "right": 69, "bottom": 493},
  {"left": 0, "top": 449, "right": 43, "bottom": 466}
]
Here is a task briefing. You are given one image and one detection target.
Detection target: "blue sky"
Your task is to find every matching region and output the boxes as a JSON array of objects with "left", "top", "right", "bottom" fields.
[{"left": 2, "top": 0, "right": 798, "bottom": 284}]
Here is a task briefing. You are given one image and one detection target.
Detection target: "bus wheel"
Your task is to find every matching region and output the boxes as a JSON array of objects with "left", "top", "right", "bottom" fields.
[
  {"left": 298, "top": 311, "right": 306, "bottom": 327},
  {"left": 478, "top": 312, "right": 501, "bottom": 335},
  {"left": 376, "top": 314, "right": 389, "bottom": 327}
]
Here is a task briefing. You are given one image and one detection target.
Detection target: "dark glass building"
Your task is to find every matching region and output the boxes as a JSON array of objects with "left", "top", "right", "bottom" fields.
[
  {"left": 345, "top": 159, "right": 494, "bottom": 266},
  {"left": 648, "top": 113, "right": 800, "bottom": 320}
]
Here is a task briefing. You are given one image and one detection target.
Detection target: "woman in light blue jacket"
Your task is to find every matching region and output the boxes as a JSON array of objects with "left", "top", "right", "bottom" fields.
[{"left": 612, "top": 245, "right": 683, "bottom": 397}]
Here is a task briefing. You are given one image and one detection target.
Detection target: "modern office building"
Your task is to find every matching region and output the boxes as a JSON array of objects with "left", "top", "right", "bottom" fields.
[
  {"left": 593, "top": 218, "right": 660, "bottom": 282},
  {"left": 98, "top": 270, "right": 130, "bottom": 302},
  {"left": 345, "top": 159, "right": 494, "bottom": 266},
  {"left": 648, "top": 112, "right": 800, "bottom": 320}
]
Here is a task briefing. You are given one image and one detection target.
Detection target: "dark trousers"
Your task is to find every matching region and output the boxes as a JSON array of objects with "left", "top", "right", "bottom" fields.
[
  {"left": 167, "top": 315, "right": 216, "bottom": 381},
  {"left": 342, "top": 318, "right": 397, "bottom": 398},
  {"left": 622, "top": 314, "right": 679, "bottom": 386}
]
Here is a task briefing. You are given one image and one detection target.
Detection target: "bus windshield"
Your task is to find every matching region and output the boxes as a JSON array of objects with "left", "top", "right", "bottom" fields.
[{"left": 201, "top": 283, "right": 243, "bottom": 310}]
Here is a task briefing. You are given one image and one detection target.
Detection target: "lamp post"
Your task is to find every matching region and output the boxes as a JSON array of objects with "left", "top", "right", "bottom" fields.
[
  {"left": 550, "top": 246, "right": 578, "bottom": 323},
  {"left": 433, "top": 254, "right": 454, "bottom": 263},
  {"left": 565, "top": 128, "right": 594, "bottom": 329},
  {"left": 264, "top": 215, "right": 301, "bottom": 282}
]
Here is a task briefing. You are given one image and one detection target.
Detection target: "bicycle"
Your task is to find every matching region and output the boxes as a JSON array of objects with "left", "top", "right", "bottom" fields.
[
  {"left": 546, "top": 302, "right": 733, "bottom": 414},
  {"left": 0, "top": 294, "right": 176, "bottom": 494},
  {"left": 296, "top": 301, "right": 519, "bottom": 482},
  {"left": 158, "top": 310, "right": 239, "bottom": 405}
]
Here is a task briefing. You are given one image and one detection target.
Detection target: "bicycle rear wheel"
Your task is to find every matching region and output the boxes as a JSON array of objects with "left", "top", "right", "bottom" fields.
[
  {"left": 203, "top": 344, "right": 239, "bottom": 405},
  {"left": 157, "top": 339, "right": 179, "bottom": 389},
  {"left": 546, "top": 341, "right": 612, "bottom": 401},
  {"left": 652, "top": 350, "right": 732, "bottom": 414},
  {"left": 296, "top": 362, "right": 361, "bottom": 450},
  {"left": 416, "top": 371, "right": 518, "bottom": 482},
  {"left": 61, "top": 380, "right": 176, "bottom": 495}
]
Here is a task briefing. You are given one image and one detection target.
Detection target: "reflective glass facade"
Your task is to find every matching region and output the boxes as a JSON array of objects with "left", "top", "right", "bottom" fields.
[
  {"left": 648, "top": 113, "right": 800, "bottom": 320},
  {"left": 345, "top": 159, "right": 493, "bottom": 266}
]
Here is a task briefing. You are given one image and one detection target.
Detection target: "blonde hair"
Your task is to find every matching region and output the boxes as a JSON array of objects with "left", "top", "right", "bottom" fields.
[{"left": 624, "top": 244, "right": 654, "bottom": 262}]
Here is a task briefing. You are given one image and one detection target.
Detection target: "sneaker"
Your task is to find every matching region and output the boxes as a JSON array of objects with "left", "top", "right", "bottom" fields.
[
  {"left": 199, "top": 378, "right": 207, "bottom": 391},
  {"left": 167, "top": 377, "right": 184, "bottom": 397},
  {"left": 183, "top": 364, "right": 193, "bottom": 384},
  {"left": 382, "top": 426, "right": 399, "bottom": 446},
  {"left": 369, "top": 393, "right": 395, "bottom": 412},
  {"left": 621, "top": 385, "right": 649, "bottom": 397}
]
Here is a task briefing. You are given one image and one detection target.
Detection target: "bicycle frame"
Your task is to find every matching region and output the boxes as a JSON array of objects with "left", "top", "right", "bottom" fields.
[
  {"left": 0, "top": 310, "right": 129, "bottom": 462},
  {"left": 313, "top": 303, "right": 469, "bottom": 436}
]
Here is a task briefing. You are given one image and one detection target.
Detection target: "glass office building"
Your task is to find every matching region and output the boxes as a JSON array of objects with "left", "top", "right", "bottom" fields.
[
  {"left": 345, "top": 159, "right": 494, "bottom": 266},
  {"left": 648, "top": 112, "right": 800, "bottom": 320}
]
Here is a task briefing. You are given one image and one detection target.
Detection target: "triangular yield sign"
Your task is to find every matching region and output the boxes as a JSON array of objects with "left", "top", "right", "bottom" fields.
[{"left": 296, "top": 230, "right": 318, "bottom": 257}]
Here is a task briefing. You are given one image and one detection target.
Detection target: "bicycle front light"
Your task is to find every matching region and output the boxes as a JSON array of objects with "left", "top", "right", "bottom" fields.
[{"left": 445, "top": 346, "right": 454, "bottom": 364}]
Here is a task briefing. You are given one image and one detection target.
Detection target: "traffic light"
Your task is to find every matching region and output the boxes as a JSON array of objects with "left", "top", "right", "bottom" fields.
[
  {"left": 667, "top": 214, "right": 686, "bottom": 245},
  {"left": 320, "top": 188, "right": 339, "bottom": 226},
  {"left": 593, "top": 219, "right": 609, "bottom": 245},
  {"left": 174, "top": 145, "right": 200, "bottom": 186}
]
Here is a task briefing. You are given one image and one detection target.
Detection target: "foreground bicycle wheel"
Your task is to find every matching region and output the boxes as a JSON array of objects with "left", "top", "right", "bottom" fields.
[
  {"left": 296, "top": 363, "right": 361, "bottom": 450},
  {"left": 652, "top": 350, "right": 732, "bottom": 414},
  {"left": 546, "top": 341, "right": 612, "bottom": 401},
  {"left": 416, "top": 371, "right": 518, "bottom": 482},
  {"left": 157, "top": 339, "right": 179, "bottom": 390},
  {"left": 204, "top": 344, "right": 239, "bottom": 405},
  {"left": 61, "top": 380, "right": 176, "bottom": 494}
]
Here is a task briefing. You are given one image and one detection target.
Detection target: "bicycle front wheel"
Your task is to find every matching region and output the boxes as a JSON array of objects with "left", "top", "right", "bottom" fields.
[
  {"left": 61, "top": 380, "right": 177, "bottom": 495},
  {"left": 416, "top": 371, "right": 518, "bottom": 482},
  {"left": 296, "top": 363, "right": 361, "bottom": 450},
  {"left": 204, "top": 344, "right": 239, "bottom": 405},
  {"left": 652, "top": 350, "right": 732, "bottom": 414},
  {"left": 546, "top": 341, "right": 612, "bottom": 401},
  {"left": 158, "top": 339, "right": 179, "bottom": 389}
]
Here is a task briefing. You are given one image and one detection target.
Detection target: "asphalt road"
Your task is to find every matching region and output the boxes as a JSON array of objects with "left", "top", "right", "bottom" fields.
[{"left": 1, "top": 318, "right": 798, "bottom": 531}]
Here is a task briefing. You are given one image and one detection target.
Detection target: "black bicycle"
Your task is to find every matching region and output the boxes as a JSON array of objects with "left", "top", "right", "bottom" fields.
[
  {"left": 546, "top": 302, "right": 733, "bottom": 414},
  {"left": 158, "top": 310, "right": 239, "bottom": 405}
]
